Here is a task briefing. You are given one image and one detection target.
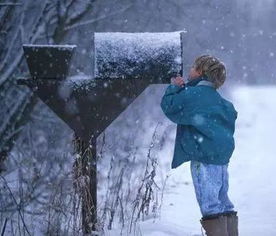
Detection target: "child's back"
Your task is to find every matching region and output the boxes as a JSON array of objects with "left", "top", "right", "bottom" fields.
[{"left": 161, "top": 75, "right": 237, "bottom": 169}]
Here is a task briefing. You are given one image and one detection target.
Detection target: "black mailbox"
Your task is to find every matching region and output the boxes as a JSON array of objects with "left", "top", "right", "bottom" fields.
[{"left": 17, "top": 31, "right": 185, "bottom": 234}]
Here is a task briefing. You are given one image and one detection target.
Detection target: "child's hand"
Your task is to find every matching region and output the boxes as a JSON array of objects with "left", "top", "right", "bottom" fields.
[{"left": 171, "top": 75, "right": 185, "bottom": 87}]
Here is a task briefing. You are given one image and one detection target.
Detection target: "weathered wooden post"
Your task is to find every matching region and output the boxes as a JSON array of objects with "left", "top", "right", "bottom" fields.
[{"left": 17, "top": 31, "right": 185, "bottom": 234}]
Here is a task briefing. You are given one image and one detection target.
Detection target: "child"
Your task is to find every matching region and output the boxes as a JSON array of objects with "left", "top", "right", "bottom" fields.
[{"left": 160, "top": 55, "right": 238, "bottom": 236}]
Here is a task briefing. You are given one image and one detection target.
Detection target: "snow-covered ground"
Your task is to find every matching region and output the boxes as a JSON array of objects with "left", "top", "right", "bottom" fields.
[{"left": 108, "top": 85, "right": 276, "bottom": 236}]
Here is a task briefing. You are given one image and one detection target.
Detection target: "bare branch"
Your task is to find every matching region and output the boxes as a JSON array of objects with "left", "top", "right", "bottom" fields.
[
  {"left": 0, "top": 3, "right": 22, "bottom": 6},
  {"left": 0, "top": 3, "right": 25, "bottom": 73},
  {"left": 64, "top": 1, "right": 95, "bottom": 27},
  {"left": 0, "top": 175, "right": 32, "bottom": 236},
  {"left": 64, "top": 4, "right": 133, "bottom": 31}
]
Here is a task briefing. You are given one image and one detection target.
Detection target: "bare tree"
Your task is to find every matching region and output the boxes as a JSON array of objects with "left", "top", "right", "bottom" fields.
[{"left": 0, "top": 0, "right": 95, "bottom": 173}]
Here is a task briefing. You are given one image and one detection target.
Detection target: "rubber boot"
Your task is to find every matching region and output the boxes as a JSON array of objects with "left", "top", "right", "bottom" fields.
[
  {"left": 224, "top": 211, "right": 238, "bottom": 236},
  {"left": 200, "top": 213, "right": 228, "bottom": 236}
]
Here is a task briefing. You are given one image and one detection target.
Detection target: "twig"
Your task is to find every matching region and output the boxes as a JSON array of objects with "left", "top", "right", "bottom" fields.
[
  {"left": 0, "top": 175, "right": 32, "bottom": 236},
  {"left": 0, "top": 3, "right": 22, "bottom": 6},
  {"left": 64, "top": 4, "right": 133, "bottom": 31},
  {"left": 129, "top": 122, "right": 161, "bottom": 233},
  {"left": 0, "top": 218, "right": 8, "bottom": 236}
]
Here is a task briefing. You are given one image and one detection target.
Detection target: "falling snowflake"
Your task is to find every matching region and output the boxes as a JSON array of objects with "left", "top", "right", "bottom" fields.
[{"left": 193, "top": 114, "right": 205, "bottom": 125}]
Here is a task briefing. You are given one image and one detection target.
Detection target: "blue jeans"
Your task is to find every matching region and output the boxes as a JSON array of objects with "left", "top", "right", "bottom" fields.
[{"left": 190, "top": 160, "right": 235, "bottom": 217}]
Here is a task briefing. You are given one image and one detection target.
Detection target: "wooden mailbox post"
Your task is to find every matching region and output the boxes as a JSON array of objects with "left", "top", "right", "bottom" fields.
[{"left": 17, "top": 31, "right": 185, "bottom": 234}]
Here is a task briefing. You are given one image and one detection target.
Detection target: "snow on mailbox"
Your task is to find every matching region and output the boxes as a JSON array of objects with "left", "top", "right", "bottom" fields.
[{"left": 94, "top": 31, "right": 184, "bottom": 81}]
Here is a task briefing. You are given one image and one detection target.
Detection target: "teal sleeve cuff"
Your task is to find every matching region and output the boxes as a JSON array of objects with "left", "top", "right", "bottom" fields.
[{"left": 164, "top": 84, "right": 184, "bottom": 95}]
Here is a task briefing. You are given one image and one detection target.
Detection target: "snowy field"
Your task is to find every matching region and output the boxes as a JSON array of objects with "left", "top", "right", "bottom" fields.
[{"left": 108, "top": 85, "right": 276, "bottom": 236}]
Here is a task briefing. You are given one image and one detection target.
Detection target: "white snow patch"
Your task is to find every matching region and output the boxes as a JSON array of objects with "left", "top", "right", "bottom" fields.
[
  {"left": 94, "top": 32, "right": 183, "bottom": 78},
  {"left": 107, "top": 85, "right": 276, "bottom": 235}
]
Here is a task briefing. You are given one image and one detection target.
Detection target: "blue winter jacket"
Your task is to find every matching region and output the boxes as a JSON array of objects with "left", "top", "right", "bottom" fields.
[{"left": 160, "top": 76, "right": 238, "bottom": 169}]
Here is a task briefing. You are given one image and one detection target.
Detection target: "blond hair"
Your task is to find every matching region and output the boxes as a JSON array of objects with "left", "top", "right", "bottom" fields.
[{"left": 194, "top": 55, "right": 226, "bottom": 89}]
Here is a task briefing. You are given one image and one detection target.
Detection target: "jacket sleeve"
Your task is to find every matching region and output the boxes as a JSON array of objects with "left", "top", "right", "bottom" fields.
[{"left": 160, "top": 84, "right": 196, "bottom": 124}]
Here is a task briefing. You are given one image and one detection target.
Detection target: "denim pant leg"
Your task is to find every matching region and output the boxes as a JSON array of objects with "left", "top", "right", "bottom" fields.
[
  {"left": 190, "top": 160, "right": 235, "bottom": 217},
  {"left": 218, "top": 164, "right": 235, "bottom": 213}
]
